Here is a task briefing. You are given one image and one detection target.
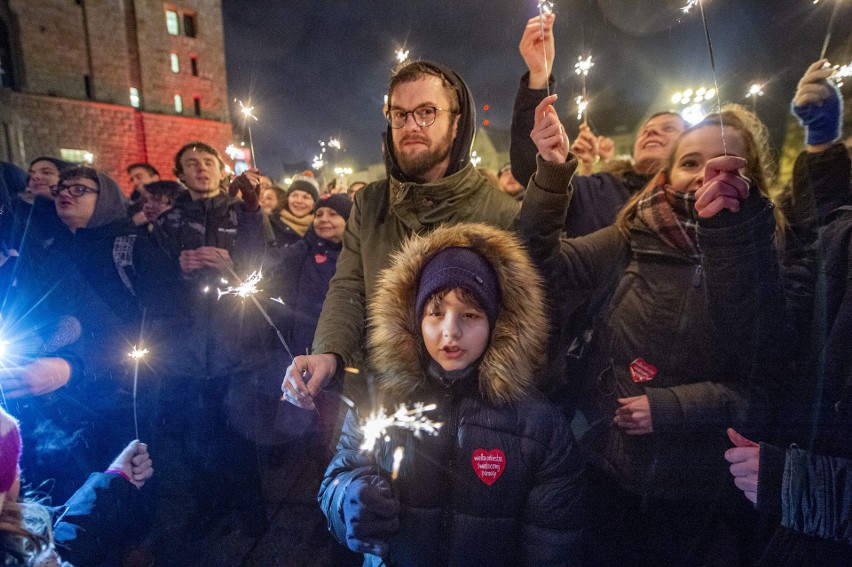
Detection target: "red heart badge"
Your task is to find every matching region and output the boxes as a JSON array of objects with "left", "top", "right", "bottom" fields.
[
  {"left": 471, "top": 448, "right": 505, "bottom": 485},
  {"left": 314, "top": 253, "right": 328, "bottom": 264},
  {"left": 629, "top": 357, "right": 657, "bottom": 383}
]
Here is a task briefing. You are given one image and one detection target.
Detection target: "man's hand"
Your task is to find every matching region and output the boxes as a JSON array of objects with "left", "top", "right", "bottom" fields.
[
  {"left": 228, "top": 168, "right": 262, "bottom": 212},
  {"left": 0, "top": 358, "right": 71, "bottom": 398},
  {"left": 281, "top": 353, "right": 338, "bottom": 410},
  {"left": 694, "top": 156, "right": 750, "bottom": 218},
  {"left": 531, "top": 94, "right": 569, "bottom": 164},
  {"left": 724, "top": 428, "right": 759, "bottom": 504},
  {"left": 179, "top": 250, "right": 204, "bottom": 273},
  {"left": 614, "top": 395, "right": 653, "bottom": 435},
  {"left": 519, "top": 14, "right": 555, "bottom": 89},
  {"left": 195, "top": 247, "right": 233, "bottom": 272},
  {"left": 108, "top": 440, "right": 154, "bottom": 489}
]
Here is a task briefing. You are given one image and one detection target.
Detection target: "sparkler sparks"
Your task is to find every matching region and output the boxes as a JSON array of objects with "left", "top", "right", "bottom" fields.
[
  {"left": 682, "top": 0, "right": 699, "bottom": 14},
  {"left": 391, "top": 447, "right": 405, "bottom": 481},
  {"left": 238, "top": 100, "right": 258, "bottom": 122},
  {"left": 359, "top": 403, "right": 442, "bottom": 453},
  {"left": 216, "top": 269, "right": 263, "bottom": 299},
  {"left": 235, "top": 99, "right": 259, "bottom": 169},
  {"left": 395, "top": 48, "right": 410, "bottom": 64},
  {"left": 574, "top": 56, "right": 594, "bottom": 77},
  {"left": 830, "top": 61, "right": 852, "bottom": 87},
  {"left": 538, "top": 0, "right": 553, "bottom": 15},
  {"left": 128, "top": 346, "right": 149, "bottom": 360},
  {"left": 575, "top": 96, "right": 588, "bottom": 121}
]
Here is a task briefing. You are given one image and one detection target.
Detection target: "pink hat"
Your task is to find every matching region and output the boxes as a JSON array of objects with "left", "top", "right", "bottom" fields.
[{"left": 0, "top": 406, "right": 22, "bottom": 514}]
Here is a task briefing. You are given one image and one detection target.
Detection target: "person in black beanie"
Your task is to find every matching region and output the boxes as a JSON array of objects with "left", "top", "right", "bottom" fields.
[
  {"left": 282, "top": 60, "right": 518, "bottom": 412},
  {"left": 270, "top": 179, "right": 320, "bottom": 246}
]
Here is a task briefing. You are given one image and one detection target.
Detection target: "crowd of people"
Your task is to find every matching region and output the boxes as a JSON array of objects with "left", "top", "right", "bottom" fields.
[{"left": 0, "top": 11, "right": 849, "bottom": 567}]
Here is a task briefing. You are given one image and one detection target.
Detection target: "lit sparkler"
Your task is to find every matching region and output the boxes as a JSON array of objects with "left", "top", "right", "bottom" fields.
[
  {"left": 681, "top": 0, "right": 699, "bottom": 14},
  {"left": 128, "top": 337, "right": 148, "bottom": 440},
  {"left": 574, "top": 55, "right": 594, "bottom": 123},
  {"left": 537, "top": 1, "right": 554, "bottom": 97},
  {"left": 575, "top": 96, "right": 588, "bottom": 121},
  {"left": 216, "top": 269, "right": 263, "bottom": 299},
  {"left": 359, "top": 403, "right": 442, "bottom": 453},
  {"left": 395, "top": 48, "right": 410, "bottom": 64},
  {"left": 236, "top": 99, "right": 259, "bottom": 169},
  {"left": 391, "top": 446, "right": 405, "bottom": 481}
]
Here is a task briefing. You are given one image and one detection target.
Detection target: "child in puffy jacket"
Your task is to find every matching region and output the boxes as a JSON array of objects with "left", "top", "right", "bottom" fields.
[{"left": 318, "top": 223, "right": 585, "bottom": 567}]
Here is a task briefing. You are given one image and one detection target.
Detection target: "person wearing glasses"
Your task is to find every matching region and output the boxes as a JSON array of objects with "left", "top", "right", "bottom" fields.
[
  {"left": 281, "top": 60, "right": 518, "bottom": 415},
  {"left": 3, "top": 165, "right": 147, "bottom": 503}
]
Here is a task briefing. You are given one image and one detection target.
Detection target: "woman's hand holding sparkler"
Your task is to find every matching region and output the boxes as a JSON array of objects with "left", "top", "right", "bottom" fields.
[
  {"left": 694, "top": 156, "right": 750, "bottom": 218},
  {"left": 228, "top": 168, "right": 262, "bottom": 213},
  {"left": 107, "top": 440, "right": 153, "bottom": 489},
  {"left": 531, "top": 94, "right": 569, "bottom": 164},
  {"left": 0, "top": 357, "right": 71, "bottom": 399},
  {"left": 281, "top": 353, "right": 338, "bottom": 410},
  {"left": 343, "top": 475, "right": 400, "bottom": 557},
  {"left": 519, "top": 13, "right": 555, "bottom": 90}
]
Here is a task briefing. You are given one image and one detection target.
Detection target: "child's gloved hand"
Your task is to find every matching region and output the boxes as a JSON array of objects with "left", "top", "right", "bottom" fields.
[
  {"left": 343, "top": 475, "right": 400, "bottom": 557},
  {"left": 792, "top": 59, "right": 842, "bottom": 146}
]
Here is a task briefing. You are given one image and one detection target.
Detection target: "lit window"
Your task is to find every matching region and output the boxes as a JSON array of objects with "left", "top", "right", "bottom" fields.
[
  {"left": 129, "top": 87, "right": 140, "bottom": 108},
  {"left": 174, "top": 94, "right": 183, "bottom": 114},
  {"left": 170, "top": 53, "right": 180, "bottom": 74},
  {"left": 165, "top": 9, "right": 179, "bottom": 35},
  {"left": 60, "top": 149, "right": 94, "bottom": 164}
]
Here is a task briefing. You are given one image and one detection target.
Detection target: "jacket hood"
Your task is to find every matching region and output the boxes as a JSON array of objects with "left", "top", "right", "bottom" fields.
[
  {"left": 87, "top": 172, "right": 128, "bottom": 229},
  {"left": 367, "top": 223, "right": 547, "bottom": 406},
  {"left": 385, "top": 61, "right": 476, "bottom": 183}
]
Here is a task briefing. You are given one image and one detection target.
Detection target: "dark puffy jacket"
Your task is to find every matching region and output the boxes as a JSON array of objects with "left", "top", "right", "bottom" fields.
[
  {"left": 319, "top": 224, "right": 585, "bottom": 566},
  {"left": 269, "top": 227, "right": 341, "bottom": 359},
  {"left": 754, "top": 144, "right": 852, "bottom": 565},
  {"left": 519, "top": 156, "right": 782, "bottom": 500}
]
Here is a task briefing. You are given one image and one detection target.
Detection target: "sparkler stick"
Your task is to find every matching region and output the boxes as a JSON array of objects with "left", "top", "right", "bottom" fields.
[
  {"left": 237, "top": 100, "right": 259, "bottom": 170},
  {"left": 538, "top": 1, "right": 554, "bottom": 97},
  {"left": 128, "top": 344, "right": 148, "bottom": 440},
  {"left": 819, "top": 0, "right": 842, "bottom": 60},
  {"left": 696, "top": 0, "right": 726, "bottom": 155}
]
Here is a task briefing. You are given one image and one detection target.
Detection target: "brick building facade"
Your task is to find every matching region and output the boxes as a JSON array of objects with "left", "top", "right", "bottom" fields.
[{"left": 0, "top": 0, "right": 237, "bottom": 193}]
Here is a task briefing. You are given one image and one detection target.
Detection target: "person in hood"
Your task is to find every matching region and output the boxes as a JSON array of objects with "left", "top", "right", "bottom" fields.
[
  {"left": 319, "top": 223, "right": 585, "bottom": 566},
  {"left": 282, "top": 60, "right": 518, "bottom": 412}
]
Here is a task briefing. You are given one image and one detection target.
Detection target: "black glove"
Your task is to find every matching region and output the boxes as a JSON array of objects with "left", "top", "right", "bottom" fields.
[{"left": 342, "top": 475, "right": 400, "bottom": 557}]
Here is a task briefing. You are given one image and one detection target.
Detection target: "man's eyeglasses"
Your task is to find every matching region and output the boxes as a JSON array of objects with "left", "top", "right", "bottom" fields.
[
  {"left": 385, "top": 106, "right": 456, "bottom": 129},
  {"left": 50, "top": 184, "right": 100, "bottom": 198}
]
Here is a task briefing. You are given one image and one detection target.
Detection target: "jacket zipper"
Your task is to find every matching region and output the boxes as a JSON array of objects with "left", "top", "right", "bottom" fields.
[{"left": 438, "top": 388, "right": 459, "bottom": 566}]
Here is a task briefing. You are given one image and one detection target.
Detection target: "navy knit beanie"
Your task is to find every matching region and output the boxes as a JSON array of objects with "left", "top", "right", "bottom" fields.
[
  {"left": 286, "top": 179, "right": 319, "bottom": 204},
  {"left": 415, "top": 247, "right": 500, "bottom": 330},
  {"left": 314, "top": 193, "right": 352, "bottom": 221}
]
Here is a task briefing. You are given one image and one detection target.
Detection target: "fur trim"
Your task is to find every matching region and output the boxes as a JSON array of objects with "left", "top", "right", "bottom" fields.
[{"left": 367, "top": 223, "right": 548, "bottom": 406}]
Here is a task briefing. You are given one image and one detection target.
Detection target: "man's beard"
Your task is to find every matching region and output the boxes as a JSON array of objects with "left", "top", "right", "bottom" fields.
[{"left": 394, "top": 128, "right": 454, "bottom": 181}]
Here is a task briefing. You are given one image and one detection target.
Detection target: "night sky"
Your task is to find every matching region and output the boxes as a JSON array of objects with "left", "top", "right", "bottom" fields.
[{"left": 222, "top": 0, "right": 850, "bottom": 179}]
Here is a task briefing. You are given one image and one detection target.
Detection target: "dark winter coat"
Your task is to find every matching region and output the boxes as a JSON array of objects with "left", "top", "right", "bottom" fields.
[
  {"left": 147, "top": 189, "right": 273, "bottom": 379},
  {"left": 270, "top": 227, "right": 341, "bottom": 359},
  {"left": 518, "top": 156, "right": 782, "bottom": 500},
  {"left": 312, "top": 64, "right": 519, "bottom": 369},
  {"left": 319, "top": 223, "right": 585, "bottom": 567},
  {"left": 269, "top": 213, "right": 304, "bottom": 247},
  {"left": 754, "top": 144, "right": 852, "bottom": 565},
  {"left": 509, "top": 72, "right": 650, "bottom": 237}
]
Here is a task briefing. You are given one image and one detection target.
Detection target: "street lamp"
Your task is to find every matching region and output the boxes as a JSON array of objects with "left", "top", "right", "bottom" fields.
[
  {"left": 745, "top": 82, "right": 765, "bottom": 113},
  {"left": 671, "top": 86, "right": 716, "bottom": 125}
]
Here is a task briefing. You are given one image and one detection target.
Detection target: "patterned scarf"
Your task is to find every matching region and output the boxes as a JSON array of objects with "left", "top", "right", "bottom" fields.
[
  {"left": 634, "top": 173, "right": 701, "bottom": 261},
  {"left": 278, "top": 208, "right": 314, "bottom": 237}
]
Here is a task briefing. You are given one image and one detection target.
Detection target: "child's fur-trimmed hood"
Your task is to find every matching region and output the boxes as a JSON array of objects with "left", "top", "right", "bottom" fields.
[{"left": 367, "top": 223, "right": 548, "bottom": 406}]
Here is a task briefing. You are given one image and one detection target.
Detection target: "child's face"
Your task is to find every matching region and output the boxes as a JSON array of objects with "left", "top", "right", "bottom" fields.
[
  {"left": 668, "top": 125, "right": 747, "bottom": 193},
  {"left": 421, "top": 289, "right": 490, "bottom": 372}
]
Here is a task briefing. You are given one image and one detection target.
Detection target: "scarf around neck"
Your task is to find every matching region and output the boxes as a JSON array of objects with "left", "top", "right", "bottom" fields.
[
  {"left": 278, "top": 208, "right": 314, "bottom": 237},
  {"left": 635, "top": 175, "right": 701, "bottom": 261}
]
